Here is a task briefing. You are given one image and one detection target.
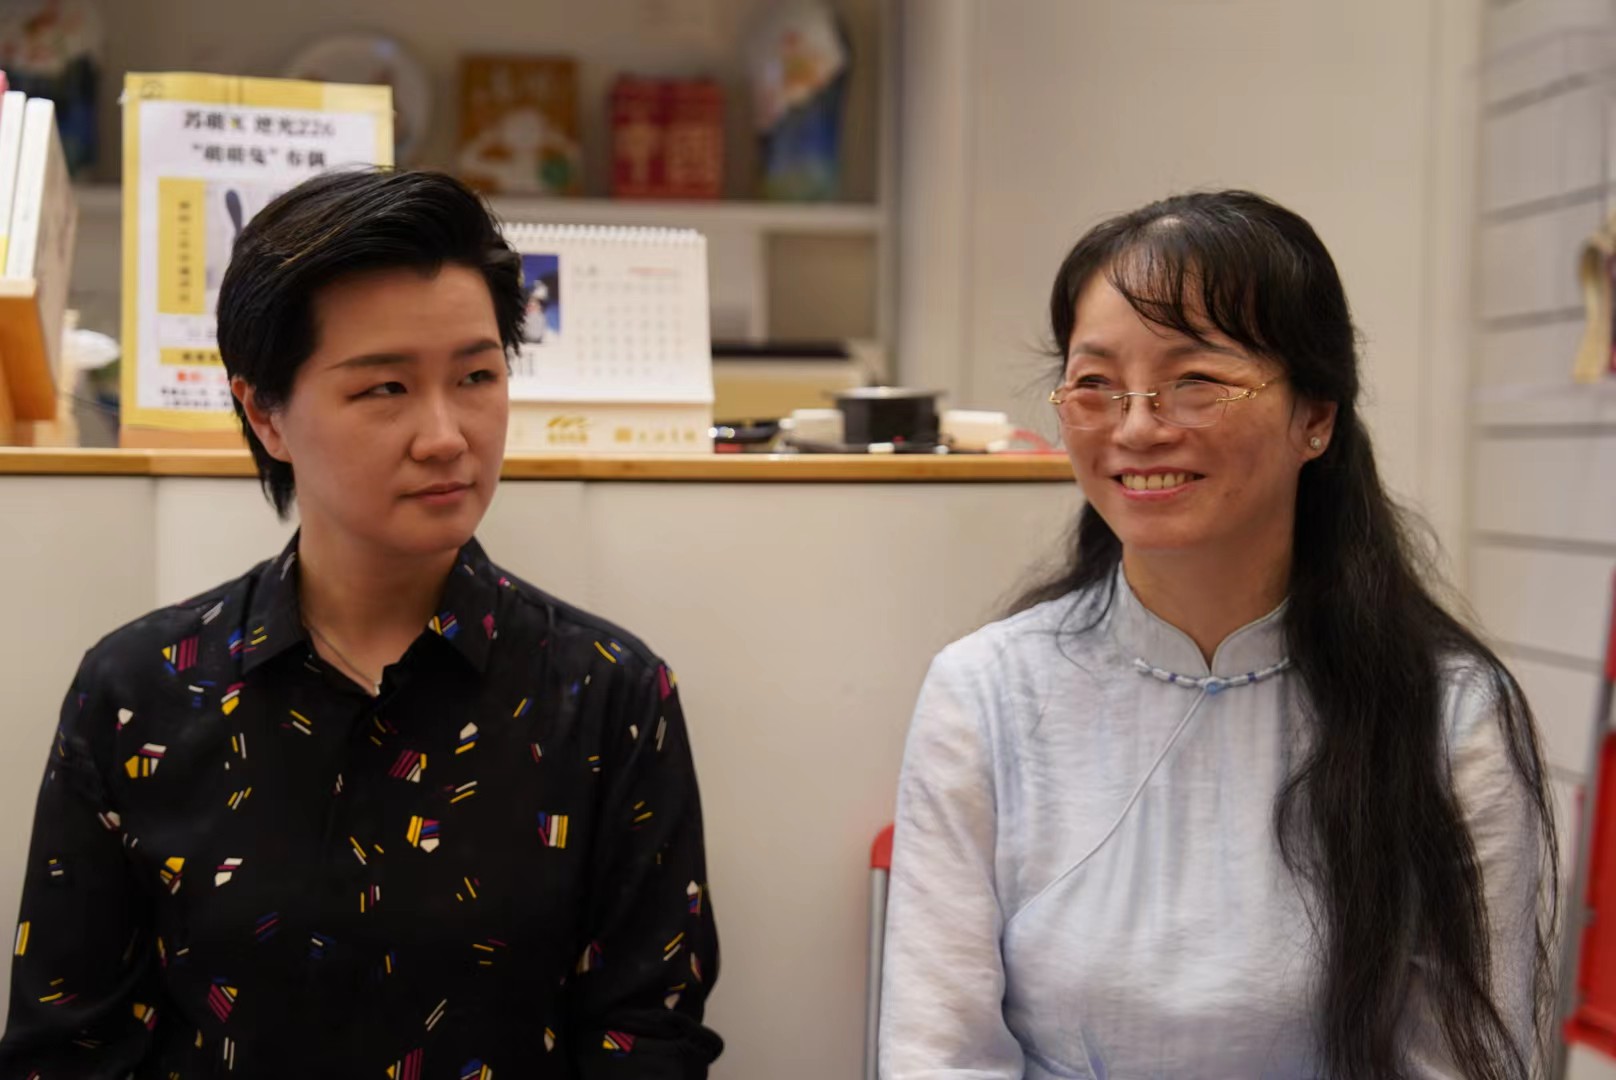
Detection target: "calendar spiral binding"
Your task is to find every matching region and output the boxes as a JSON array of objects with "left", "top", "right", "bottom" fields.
[{"left": 501, "top": 222, "right": 707, "bottom": 250}]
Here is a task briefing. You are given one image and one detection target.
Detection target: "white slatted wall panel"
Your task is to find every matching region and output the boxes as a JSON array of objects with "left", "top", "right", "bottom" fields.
[{"left": 1478, "top": 2, "right": 1616, "bottom": 1076}]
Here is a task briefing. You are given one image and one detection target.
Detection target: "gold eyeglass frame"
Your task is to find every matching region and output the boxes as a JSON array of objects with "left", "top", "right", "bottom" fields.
[{"left": 1048, "top": 378, "right": 1276, "bottom": 430}]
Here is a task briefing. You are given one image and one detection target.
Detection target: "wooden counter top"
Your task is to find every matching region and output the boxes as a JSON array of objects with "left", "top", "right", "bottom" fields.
[{"left": 0, "top": 448, "right": 1075, "bottom": 482}]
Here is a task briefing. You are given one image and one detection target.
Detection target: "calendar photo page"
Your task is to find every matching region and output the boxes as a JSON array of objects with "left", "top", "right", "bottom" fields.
[{"left": 504, "top": 223, "right": 714, "bottom": 406}]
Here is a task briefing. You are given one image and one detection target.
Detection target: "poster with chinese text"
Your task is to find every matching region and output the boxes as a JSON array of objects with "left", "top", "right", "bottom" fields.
[{"left": 120, "top": 73, "right": 393, "bottom": 435}]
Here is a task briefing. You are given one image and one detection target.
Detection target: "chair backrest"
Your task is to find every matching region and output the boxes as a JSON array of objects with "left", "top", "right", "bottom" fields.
[
  {"left": 865, "top": 823, "right": 896, "bottom": 1080},
  {"left": 871, "top": 823, "right": 895, "bottom": 873}
]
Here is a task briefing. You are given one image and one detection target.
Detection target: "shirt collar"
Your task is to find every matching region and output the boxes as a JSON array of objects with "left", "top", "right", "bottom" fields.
[
  {"left": 239, "top": 536, "right": 308, "bottom": 674},
  {"left": 430, "top": 538, "right": 499, "bottom": 673},
  {"left": 241, "top": 532, "right": 499, "bottom": 676},
  {"left": 1108, "top": 562, "right": 1288, "bottom": 683}
]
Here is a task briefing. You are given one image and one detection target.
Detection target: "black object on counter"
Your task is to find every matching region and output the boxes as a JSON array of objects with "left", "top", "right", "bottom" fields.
[
  {"left": 711, "top": 419, "right": 781, "bottom": 453},
  {"left": 833, "top": 387, "right": 943, "bottom": 446}
]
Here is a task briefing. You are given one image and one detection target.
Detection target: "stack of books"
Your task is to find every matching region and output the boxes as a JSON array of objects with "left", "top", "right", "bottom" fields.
[{"left": 0, "top": 73, "right": 78, "bottom": 440}]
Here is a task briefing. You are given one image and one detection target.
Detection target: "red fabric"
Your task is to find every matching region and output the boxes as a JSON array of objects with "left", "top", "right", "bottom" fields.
[
  {"left": 1569, "top": 734, "right": 1616, "bottom": 1053},
  {"left": 1606, "top": 570, "right": 1616, "bottom": 681}
]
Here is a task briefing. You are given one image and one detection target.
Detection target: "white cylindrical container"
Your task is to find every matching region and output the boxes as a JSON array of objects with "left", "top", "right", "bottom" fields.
[
  {"left": 941, "top": 409, "right": 1012, "bottom": 452},
  {"left": 787, "top": 408, "right": 845, "bottom": 445}
]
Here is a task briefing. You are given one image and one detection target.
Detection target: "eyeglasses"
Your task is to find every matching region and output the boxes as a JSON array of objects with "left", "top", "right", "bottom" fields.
[{"left": 1048, "top": 377, "right": 1277, "bottom": 430}]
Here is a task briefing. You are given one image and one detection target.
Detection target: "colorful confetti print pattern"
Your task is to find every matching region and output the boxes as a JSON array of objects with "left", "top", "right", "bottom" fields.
[{"left": 2, "top": 535, "right": 719, "bottom": 1075}]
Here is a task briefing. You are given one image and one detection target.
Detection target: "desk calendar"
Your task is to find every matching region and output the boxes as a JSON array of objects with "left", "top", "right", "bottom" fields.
[{"left": 502, "top": 222, "right": 714, "bottom": 453}]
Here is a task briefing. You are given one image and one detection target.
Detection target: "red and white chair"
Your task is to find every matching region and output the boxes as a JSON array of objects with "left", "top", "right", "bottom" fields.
[{"left": 865, "top": 823, "right": 895, "bottom": 1080}]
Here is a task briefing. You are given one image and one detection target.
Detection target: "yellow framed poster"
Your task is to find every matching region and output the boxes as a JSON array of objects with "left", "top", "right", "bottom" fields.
[{"left": 119, "top": 73, "right": 394, "bottom": 439}]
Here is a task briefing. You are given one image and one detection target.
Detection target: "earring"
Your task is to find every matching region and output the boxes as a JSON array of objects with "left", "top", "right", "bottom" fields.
[{"left": 1309, "top": 437, "right": 1322, "bottom": 451}]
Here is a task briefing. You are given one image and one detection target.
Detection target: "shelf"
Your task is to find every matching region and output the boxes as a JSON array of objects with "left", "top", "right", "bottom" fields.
[
  {"left": 71, "top": 184, "right": 884, "bottom": 236},
  {"left": 1472, "top": 378, "right": 1616, "bottom": 426},
  {"left": 73, "top": 184, "right": 123, "bottom": 215},
  {"left": 488, "top": 196, "right": 885, "bottom": 235}
]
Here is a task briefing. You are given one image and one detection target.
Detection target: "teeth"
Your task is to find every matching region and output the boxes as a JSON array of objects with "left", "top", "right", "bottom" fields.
[{"left": 1120, "top": 472, "right": 1192, "bottom": 491}]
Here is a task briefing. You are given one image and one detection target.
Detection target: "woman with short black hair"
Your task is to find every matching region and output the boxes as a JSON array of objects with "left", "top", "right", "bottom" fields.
[{"left": 1, "top": 168, "right": 721, "bottom": 1078}]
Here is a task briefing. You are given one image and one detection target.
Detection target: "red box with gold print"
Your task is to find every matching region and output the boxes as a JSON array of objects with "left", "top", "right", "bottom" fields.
[{"left": 610, "top": 77, "right": 722, "bottom": 199}]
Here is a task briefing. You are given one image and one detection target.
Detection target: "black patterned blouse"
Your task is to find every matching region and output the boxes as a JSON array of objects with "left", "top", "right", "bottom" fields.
[{"left": 0, "top": 535, "right": 721, "bottom": 1079}]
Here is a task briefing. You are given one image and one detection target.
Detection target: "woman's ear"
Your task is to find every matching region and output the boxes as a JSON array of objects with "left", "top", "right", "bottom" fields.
[
  {"left": 232, "top": 376, "right": 291, "bottom": 463},
  {"left": 1292, "top": 396, "right": 1338, "bottom": 460}
]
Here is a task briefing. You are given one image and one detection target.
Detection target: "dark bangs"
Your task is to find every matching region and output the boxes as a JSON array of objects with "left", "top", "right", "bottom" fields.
[{"left": 1047, "top": 190, "right": 1357, "bottom": 404}]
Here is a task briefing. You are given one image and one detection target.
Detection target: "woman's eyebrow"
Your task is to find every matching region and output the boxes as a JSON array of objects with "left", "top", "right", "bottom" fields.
[{"left": 1161, "top": 341, "right": 1243, "bottom": 360}]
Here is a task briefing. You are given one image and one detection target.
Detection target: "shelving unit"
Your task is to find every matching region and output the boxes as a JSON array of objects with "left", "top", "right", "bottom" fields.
[
  {"left": 75, "top": 183, "right": 885, "bottom": 234},
  {"left": 68, "top": 179, "right": 891, "bottom": 354},
  {"left": 63, "top": 0, "right": 897, "bottom": 369}
]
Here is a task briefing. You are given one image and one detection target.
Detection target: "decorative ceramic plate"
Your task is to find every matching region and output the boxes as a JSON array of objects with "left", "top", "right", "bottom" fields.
[{"left": 284, "top": 32, "right": 432, "bottom": 164}]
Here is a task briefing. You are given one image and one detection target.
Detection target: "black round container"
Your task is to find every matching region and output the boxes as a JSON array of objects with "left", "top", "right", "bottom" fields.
[{"left": 833, "top": 387, "right": 943, "bottom": 445}]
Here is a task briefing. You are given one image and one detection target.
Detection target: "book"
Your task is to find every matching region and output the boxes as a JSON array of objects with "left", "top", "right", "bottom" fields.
[
  {"left": 0, "top": 95, "right": 77, "bottom": 406},
  {"left": 457, "top": 56, "right": 582, "bottom": 196},
  {"left": 610, "top": 77, "right": 723, "bottom": 199},
  {"left": 0, "top": 90, "right": 28, "bottom": 268}
]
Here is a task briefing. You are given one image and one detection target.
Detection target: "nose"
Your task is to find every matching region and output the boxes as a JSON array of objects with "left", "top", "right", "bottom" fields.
[
  {"left": 1110, "top": 391, "right": 1175, "bottom": 450},
  {"left": 409, "top": 388, "right": 469, "bottom": 463}
]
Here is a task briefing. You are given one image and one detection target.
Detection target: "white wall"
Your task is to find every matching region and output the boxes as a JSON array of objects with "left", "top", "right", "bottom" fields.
[
  {"left": 1472, "top": 1, "right": 1616, "bottom": 1076},
  {"left": 1472, "top": 0, "right": 1616, "bottom": 868},
  {"left": 898, "top": 0, "right": 1480, "bottom": 564},
  {"left": 0, "top": 473, "right": 1078, "bottom": 1080},
  {"left": 0, "top": 478, "right": 158, "bottom": 985}
]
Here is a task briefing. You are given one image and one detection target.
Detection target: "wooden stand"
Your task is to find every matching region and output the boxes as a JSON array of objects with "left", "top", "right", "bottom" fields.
[
  {"left": 0, "top": 346, "right": 14, "bottom": 445},
  {"left": 0, "top": 277, "right": 59, "bottom": 447}
]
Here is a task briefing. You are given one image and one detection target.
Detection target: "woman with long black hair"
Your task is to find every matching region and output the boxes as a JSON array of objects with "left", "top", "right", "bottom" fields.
[{"left": 879, "top": 190, "right": 1555, "bottom": 1079}]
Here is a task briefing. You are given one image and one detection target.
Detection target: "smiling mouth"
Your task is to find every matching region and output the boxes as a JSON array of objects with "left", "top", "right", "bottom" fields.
[{"left": 1115, "top": 472, "right": 1203, "bottom": 492}]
